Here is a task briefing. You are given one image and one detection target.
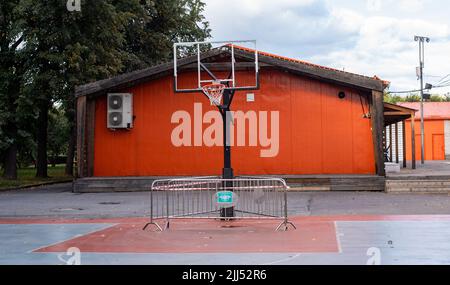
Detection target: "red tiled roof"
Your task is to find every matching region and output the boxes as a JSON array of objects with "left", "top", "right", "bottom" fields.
[
  {"left": 231, "top": 45, "right": 390, "bottom": 87},
  {"left": 398, "top": 102, "right": 450, "bottom": 120}
]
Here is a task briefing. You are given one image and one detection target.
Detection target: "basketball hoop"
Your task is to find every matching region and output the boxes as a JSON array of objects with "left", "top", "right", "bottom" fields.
[{"left": 202, "top": 82, "right": 226, "bottom": 106}]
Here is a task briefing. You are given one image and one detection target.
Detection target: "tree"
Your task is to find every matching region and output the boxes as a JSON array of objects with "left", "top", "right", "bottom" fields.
[
  {"left": 385, "top": 92, "right": 450, "bottom": 103},
  {"left": 62, "top": 0, "right": 211, "bottom": 175},
  {"left": 0, "top": 0, "right": 26, "bottom": 179},
  {"left": 20, "top": 0, "right": 136, "bottom": 177},
  {"left": 48, "top": 105, "right": 70, "bottom": 168},
  {"left": 120, "top": 0, "right": 211, "bottom": 71},
  {"left": 1, "top": 0, "right": 211, "bottom": 179}
]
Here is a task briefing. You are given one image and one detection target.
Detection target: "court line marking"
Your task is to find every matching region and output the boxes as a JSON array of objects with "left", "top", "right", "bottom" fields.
[
  {"left": 261, "top": 253, "right": 302, "bottom": 265},
  {"left": 28, "top": 223, "right": 118, "bottom": 254},
  {"left": 334, "top": 221, "right": 343, "bottom": 254}
]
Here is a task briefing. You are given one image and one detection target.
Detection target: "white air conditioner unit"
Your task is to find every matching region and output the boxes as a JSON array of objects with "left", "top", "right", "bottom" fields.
[{"left": 107, "top": 93, "right": 133, "bottom": 129}]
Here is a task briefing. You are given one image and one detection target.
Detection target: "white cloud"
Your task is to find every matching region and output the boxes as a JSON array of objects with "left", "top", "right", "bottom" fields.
[
  {"left": 367, "top": 0, "right": 382, "bottom": 12},
  {"left": 310, "top": 16, "right": 450, "bottom": 90},
  {"left": 204, "top": 0, "right": 450, "bottom": 94},
  {"left": 398, "top": 0, "right": 424, "bottom": 12}
]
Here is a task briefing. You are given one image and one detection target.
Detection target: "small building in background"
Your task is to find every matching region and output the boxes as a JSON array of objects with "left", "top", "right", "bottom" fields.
[{"left": 398, "top": 102, "right": 450, "bottom": 161}]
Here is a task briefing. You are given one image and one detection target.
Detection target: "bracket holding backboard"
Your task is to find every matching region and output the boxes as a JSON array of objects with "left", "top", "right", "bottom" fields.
[{"left": 173, "top": 40, "right": 259, "bottom": 93}]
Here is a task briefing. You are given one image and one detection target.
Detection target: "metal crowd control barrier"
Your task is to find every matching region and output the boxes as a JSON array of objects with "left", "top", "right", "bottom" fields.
[{"left": 143, "top": 177, "right": 296, "bottom": 232}]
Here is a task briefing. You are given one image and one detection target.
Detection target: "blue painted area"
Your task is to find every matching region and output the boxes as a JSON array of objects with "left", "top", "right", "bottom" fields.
[
  {"left": 2, "top": 221, "right": 450, "bottom": 264},
  {"left": 0, "top": 224, "right": 114, "bottom": 265},
  {"left": 334, "top": 221, "right": 450, "bottom": 265}
]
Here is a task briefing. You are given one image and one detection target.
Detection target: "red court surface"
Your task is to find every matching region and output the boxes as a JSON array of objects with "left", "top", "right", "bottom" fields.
[
  {"left": 28, "top": 215, "right": 450, "bottom": 254},
  {"left": 2, "top": 215, "right": 450, "bottom": 265},
  {"left": 35, "top": 218, "right": 338, "bottom": 253}
]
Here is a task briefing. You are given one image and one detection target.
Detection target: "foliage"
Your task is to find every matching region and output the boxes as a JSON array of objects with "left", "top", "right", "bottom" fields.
[
  {"left": 384, "top": 92, "right": 450, "bottom": 104},
  {"left": 119, "top": 0, "right": 211, "bottom": 71},
  {"left": 0, "top": 0, "right": 211, "bottom": 178},
  {"left": 48, "top": 105, "right": 70, "bottom": 162}
]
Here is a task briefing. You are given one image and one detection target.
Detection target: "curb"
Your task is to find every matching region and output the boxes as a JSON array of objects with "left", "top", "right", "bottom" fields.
[{"left": 0, "top": 179, "right": 74, "bottom": 192}]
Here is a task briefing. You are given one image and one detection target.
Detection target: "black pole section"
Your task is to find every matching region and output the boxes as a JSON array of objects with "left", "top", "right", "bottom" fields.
[{"left": 220, "top": 89, "right": 234, "bottom": 218}]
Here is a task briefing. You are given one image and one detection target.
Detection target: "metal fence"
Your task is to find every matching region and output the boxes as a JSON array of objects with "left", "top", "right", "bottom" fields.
[{"left": 143, "top": 177, "right": 296, "bottom": 232}]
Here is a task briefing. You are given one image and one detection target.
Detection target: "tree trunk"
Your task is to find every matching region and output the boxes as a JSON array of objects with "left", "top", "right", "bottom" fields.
[
  {"left": 65, "top": 124, "right": 76, "bottom": 176},
  {"left": 36, "top": 100, "right": 49, "bottom": 178},
  {"left": 2, "top": 84, "right": 19, "bottom": 180},
  {"left": 3, "top": 143, "right": 18, "bottom": 180}
]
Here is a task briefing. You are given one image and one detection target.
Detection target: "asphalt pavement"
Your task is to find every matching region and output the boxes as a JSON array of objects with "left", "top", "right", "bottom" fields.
[{"left": 1, "top": 183, "right": 450, "bottom": 218}]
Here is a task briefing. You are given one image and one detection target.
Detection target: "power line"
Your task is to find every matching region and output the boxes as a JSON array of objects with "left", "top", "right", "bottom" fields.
[
  {"left": 435, "top": 74, "right": 450, "bottom": 85},
  {"left": 437, "top": 78, "right": 450, "bottom": 84},
  {"left": 434, "top": 82, "right": 450, "bottom": 88},
  {"left": 386, "top": 74, "right": 450, "bottom": 94},
  {"left": 387, "top": 83, "right": 450, "bottom": 94},
  {"left": 387, "top": 89, "right": 422, "bottom": 94}
]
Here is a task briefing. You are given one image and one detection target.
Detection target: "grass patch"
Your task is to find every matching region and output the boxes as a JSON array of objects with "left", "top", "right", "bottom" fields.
[{"left": 0, "top": 165, "right": 73, "bottom": 190}]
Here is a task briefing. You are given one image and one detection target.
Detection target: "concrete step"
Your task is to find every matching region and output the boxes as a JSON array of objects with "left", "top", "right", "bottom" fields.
[
  {"left": 386, "top": 179, "right": 450, "bottom": 193},
  {"left": 389, "top": 188, "right": 450, "bottom": 193},
  {"left": 386, "top": 181, "right": 450, "bottom": 186}
]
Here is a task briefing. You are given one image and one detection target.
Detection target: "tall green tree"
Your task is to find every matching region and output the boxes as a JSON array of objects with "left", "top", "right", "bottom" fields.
[
  {"left": 61, "top": 0, "right": 211, "bottom": 175},
  {"left": 20, "top": 0, "right": 136, "bottom": 177},
  {"left": 0, "top": 0, "right": 26, "bottom": 179},
  {"left": 120, "top": 0, "right": 211, "bottom": 71},
  {"left": 2, "top": 0, "right": 211, "bottom": 179}
]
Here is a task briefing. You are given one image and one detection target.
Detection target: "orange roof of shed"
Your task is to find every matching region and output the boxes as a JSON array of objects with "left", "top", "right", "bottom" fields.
[
  {"left": 398, "top": 102, "right": 450, "bottom": 120},
  {"left": 232, "top": 45, "right": 390, "bottom": 87}
]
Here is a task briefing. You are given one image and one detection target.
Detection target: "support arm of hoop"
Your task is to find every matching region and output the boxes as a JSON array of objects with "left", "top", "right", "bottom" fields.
[
  {"left": 200, "top": 63, "right": 218, "bottom": 81},
  {"left": 223, "top": 70, "right": 236, "bottom": 109}
]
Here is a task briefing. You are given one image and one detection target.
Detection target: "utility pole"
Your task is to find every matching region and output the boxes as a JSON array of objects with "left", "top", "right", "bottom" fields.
[{"left": 415, "top": 35, "right": 430, "bottom": 164}]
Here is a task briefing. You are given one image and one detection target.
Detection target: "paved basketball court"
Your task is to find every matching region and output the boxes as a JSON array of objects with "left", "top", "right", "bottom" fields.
[
  {"left": 2, "top": 183, "right": 450, "bottom": 265},
  {"left": 2, "top": 215, "right": 450, "bottom": 265}
]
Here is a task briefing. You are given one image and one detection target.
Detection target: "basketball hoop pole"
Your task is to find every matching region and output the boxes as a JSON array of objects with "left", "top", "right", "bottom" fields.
[
  {"left": 221, "top": 89, "right": 234, "bottom": 179},
  {"left": 174, "top": 40, "right": 260, "bottom": 219},
  {"left": 220, "top": 89, "right": 234, "bottom": 218}
]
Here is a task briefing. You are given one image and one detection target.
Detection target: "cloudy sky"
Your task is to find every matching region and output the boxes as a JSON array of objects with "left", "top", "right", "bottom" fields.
[{"left": 204, "top": 0, "right": 450, "bottom": 94}]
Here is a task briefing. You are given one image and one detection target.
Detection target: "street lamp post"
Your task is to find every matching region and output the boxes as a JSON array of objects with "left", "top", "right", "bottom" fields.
[{"left": 414, "top": 35, "right": 430, "bottom": 164}]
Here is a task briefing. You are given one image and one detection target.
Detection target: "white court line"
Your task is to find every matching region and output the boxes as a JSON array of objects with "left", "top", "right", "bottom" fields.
[
  {"left": 261, "top": 253, "right": 302, "bottom": 265},
  {"left": 334, "top": 221, "right": 343, "bottom": 254}
]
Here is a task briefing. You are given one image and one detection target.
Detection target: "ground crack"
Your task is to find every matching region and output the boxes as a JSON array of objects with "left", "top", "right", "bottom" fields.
[{"left": 306, "top": 196, "right": 313, "bottom": 215}]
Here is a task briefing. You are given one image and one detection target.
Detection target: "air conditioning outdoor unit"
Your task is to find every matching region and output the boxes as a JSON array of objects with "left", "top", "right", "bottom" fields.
[{"left": 107, "top": 93, "right": 133, "bottom": 129}]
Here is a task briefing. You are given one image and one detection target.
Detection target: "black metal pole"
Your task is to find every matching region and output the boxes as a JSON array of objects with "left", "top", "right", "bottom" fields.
[{"left": 220, "top": 89, "right": 234, "bottom": 218}]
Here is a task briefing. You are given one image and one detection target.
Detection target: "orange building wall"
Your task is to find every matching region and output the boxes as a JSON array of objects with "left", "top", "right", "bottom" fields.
[
  {"left": 93, "top": 70, "right": 376, "bottom": 176},
  {"left": 405, "top": 119, "right": 445, "bottom": 161}
]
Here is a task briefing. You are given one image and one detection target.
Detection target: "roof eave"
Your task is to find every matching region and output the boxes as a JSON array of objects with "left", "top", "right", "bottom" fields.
[{"left": 75, "top": 47, "right": 386, "bottom": 98}]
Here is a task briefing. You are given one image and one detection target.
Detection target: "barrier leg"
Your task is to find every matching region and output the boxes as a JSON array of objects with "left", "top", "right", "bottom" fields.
[
  {"left": 143, "top": 221, "right": 163, "bottom": 232},
  {"left": 275, "top": 189, "right": 296, "bottom": 231}
]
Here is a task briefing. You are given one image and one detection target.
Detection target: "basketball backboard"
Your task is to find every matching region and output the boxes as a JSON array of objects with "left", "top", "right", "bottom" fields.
[{"left": 173, "top": 40, "right": 259, "bottom": 93}]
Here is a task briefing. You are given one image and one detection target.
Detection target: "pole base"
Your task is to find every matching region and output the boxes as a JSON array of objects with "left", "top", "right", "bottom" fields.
[
  {"left": 221, "top": 168, "right": 234, "bottom": 218},
  {"left": 220, "top": 207, "right": 234, "bottom": 219},
  {"left": 222, "top": 168, "right": 234, "bottom": 179}
]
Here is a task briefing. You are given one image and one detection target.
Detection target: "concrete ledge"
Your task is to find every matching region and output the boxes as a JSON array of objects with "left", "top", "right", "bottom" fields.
[
  {"left": 289, "top": 186, "right": 331, "bottom": 192},
  {"left": 385, "top": 162, "right": 401, "bottom": 173},
  {"left": 386, "top": 177, "right": 450, "bottom": 194},
  {"left": 73, "top": 175, "right": 386, "bottom": 193}
]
